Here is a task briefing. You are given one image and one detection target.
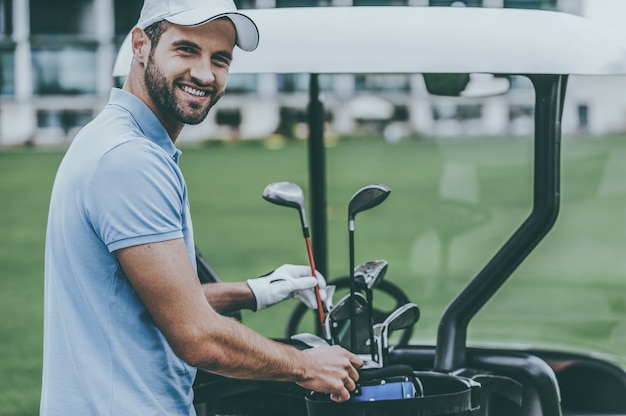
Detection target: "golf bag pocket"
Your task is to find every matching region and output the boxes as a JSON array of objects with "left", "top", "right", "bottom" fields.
[{"left": 352, "top": 365, "right": 423, "bottom": 401}]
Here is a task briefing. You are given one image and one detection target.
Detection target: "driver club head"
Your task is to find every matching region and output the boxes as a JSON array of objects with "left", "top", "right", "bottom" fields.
[
  {"left": 263, "top": 181, "right": 305, "bottom": 211},
  {"left": 262, "top": 180, "right": 311, "bottom": 238},
  {"left": 348, "top": 184, "right": 391, "bottom": 222}
]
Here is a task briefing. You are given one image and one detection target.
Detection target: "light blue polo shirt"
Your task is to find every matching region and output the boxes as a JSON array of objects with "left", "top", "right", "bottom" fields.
[{"left": 41, "top": 88, "right": 198, "bottom": 415}]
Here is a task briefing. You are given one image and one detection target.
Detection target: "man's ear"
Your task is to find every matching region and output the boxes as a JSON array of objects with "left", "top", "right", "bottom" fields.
[{"left": 130, "top": 27, "right": 150, "bottom": 65}]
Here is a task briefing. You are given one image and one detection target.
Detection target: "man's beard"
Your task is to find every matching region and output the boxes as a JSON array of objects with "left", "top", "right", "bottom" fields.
[{"left": 144, "top": 58, "right": 224, "bottom": 126}]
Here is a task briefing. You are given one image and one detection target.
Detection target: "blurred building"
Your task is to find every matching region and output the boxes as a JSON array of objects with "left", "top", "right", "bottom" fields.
[{"left": 2, "top": 0, "right": 625, "bottom": 146}]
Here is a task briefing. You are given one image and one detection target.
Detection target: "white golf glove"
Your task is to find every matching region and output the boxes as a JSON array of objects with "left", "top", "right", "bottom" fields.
[{"left": 247, "top": 264, "right": 327, "bottom": 311}]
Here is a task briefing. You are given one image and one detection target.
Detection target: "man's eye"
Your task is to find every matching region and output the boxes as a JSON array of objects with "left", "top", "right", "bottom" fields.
[
  {"left": 213, "top": 56, "right": 231, "bottom": 67},
  {"left": 175, "top": 45, "right": 198, "bottom": 55}
]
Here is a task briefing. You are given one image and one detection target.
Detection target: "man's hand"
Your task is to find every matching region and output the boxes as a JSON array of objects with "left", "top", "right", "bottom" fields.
[
  {"left": 296, "top": 345, "right": 363, "bottom": 402},
  {"left": 247, "top": 264, "right": 327, "bottom": 311}
]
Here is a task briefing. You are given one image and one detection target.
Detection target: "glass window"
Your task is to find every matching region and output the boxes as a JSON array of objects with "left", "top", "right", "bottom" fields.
[
  {"left": 504, "top": 0, "right": 556, "bottom": 10},
  {"left": 234, "top": 0, "right": 257, "bottom": 9},
  {"left": 0, "top": 43, "right": 14, "bottom": 96},
  {"left": 37, "top": 109, "right": 93, "bottom": 133},
  {"left": 429, "top": 0, "right": 483, "bottom": 6},
  {"left": 355, "top": 74, "right": 410, "bottom": 93},
  {"left": 0, "top": 0, "right": 12, "bottom": 36},
  {"left": 30, "top": 0, "right": 94, "bottom": 35},
  {"left": 509, "top": 104, "right": 534, "bottom": 120},
  {"left": 31, "top": 42, "right": 98, "bottom": 95},
  {"left": 225, "top": 74, "right": 259, "bottom": 94},
  {"left": 114, "top": 0, "right": 143, "bottom": 36},
  {"left": 276, "top": 0, "right": 332, "bottom": 7},
  {"left": 278, "top": 74, "right": 308, "bottom": 93},
  {"left": 354, "top": 0, "right": 408, "bottom": 5},
  {"left": 456, "top": 103, "right": 482, "bottom": 120},
  {"left": 277, "top": 74, "right": 334, "bottom": 93}
]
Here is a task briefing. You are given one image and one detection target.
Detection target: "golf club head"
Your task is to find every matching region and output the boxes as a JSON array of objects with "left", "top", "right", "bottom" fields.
[
  {"left": 329, "top": 292, "right": 368, "bottom": 351},
  {"left": 325, "top": 291, "right": 366, "bottom": 342},
  {"left": 377, "top": 303, "right": 420, "bottom": 366},
  {"left": 385, "top": 303, "right": 420, "bottom": 332},
  {"left": 263, "top": 182, "right": 309, "bottom": 229},
  {"left": 354, "top": 260, "right": 388, "bottom": 290},
  {"left": 330, "top": 292, "right": 367, "bottom": 320},
  {"left": 262, "top": 181, "right": 305, "bottom": 210},
  {"left": 348, "top": 184, "right": 391, "bottom": 222}
]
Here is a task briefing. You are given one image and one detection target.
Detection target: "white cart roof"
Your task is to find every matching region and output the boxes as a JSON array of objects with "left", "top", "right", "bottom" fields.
[{"left": 113, "top": 6, "right": 626, "bottom": 77}]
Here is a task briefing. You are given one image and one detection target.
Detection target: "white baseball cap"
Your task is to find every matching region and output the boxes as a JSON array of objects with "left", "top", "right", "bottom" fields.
[{"left": 136, "top": 0, "right": 259, "bottom": 52}]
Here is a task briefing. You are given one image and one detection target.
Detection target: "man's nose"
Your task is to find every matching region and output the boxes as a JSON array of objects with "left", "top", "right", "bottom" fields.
[{"left": 189, "top": 59, "right": 216, "bottom": 85}]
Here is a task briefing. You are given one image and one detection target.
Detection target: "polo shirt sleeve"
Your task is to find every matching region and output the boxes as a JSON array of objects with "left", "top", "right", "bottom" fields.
[{"left": 86, "top": 138, "right": 186, "bottom": 252}]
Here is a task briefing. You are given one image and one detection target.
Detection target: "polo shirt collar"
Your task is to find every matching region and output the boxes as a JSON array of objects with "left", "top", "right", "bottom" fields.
[{"left": 109, "top": 88, "right": 182, "bottom": 163}]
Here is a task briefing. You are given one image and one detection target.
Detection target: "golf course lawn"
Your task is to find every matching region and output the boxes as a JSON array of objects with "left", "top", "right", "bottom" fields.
[{"left": 2, "top": 135, "right": 626, "bottom": 414}]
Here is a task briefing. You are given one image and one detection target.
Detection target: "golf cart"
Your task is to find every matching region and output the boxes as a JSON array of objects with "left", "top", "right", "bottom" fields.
[{"left": 114, "top": 5, "right": 626, "bottom": 416}]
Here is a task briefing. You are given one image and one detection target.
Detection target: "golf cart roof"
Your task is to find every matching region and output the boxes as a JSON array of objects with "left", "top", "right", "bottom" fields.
[{"left": 113, "top": 6, "right": 626, "bottom": 77}]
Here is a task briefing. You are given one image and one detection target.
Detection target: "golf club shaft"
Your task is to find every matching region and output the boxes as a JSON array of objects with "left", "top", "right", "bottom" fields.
[
  {"left": 304, "top": 235, "right": 325, "bottom": 325},
  {"left": 366, "top": 289, "right": 376, "bottom": 361},
  {"left": 349, "top": 225, "right": 357, "bottom": 352}
]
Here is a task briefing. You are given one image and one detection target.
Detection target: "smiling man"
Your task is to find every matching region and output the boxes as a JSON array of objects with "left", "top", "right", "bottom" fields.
[
  {"left": 132, "top": 18, "right": 233, "bottom": 136},
  {"left": 41, "top": 1, "right": 362, "bottom": 414}
]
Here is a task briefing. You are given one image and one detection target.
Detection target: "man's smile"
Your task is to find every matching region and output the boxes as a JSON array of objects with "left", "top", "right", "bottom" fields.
[{"left": 180, "top": 84, "right": 209, "bottom": 98}]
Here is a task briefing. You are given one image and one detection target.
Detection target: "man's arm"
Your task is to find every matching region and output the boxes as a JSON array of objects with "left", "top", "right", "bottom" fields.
[
  {"left": 116, "top": 238, "right": 362, "bottom": 402},
  {"left": 200, "top": 281, "right": 256, "bottom": 314}
]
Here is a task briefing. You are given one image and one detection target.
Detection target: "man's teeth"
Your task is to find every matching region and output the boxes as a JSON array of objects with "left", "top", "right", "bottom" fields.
[{"left": 182, "top": 86, "right": 207, "bottom": 97}]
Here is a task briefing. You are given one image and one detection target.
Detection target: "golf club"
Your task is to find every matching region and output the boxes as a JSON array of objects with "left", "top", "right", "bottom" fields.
[
  {"left": 354, "top": 259, "right": 388, "bottom": 363},
  {"left": 373, "top": 303, "right": 420, "bottom": 366},
  {"left": 354, "top": 260, "right": 388, "bottom": 291},
  {"left": 348, "top": 184, "right": 391, "bottom": 359},
  {"left": 326, "top": 292, "right": 367, "bottom": 347},
  {"left": 263, "top": 182, "right": 325, "bottom": 328}
]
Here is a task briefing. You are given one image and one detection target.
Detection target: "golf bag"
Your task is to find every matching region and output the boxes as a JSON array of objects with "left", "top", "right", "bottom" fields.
[{"left": 306, "top": 366, "right": 480, "bottom": 416}]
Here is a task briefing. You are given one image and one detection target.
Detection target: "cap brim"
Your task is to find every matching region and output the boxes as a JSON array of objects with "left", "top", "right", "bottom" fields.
[
  {"left": 167, "top": 11, "right": 259, "bottom": 52},
  {"left": 224, "top": 13, "right": 259, "bottom": 52},
  {"left": 113, "top": 12, "right": 258, "bottom": 78}
]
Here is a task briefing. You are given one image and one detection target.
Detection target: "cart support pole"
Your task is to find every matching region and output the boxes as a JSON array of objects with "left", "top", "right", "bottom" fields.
[
  {"left": 308, "top": 74, "right": 328, "bottom": 279},
  {"left": 434, "top": 75, "right": 568, "bottom": 372}
]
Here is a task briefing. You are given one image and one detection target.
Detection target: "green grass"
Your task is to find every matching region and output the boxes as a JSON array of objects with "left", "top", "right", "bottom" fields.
[
  {"left": 2, "top": 135, "right": 626, "bottom": 414},
  {"left": 0, "top": 149, "right": 62, "bottom": 415}
]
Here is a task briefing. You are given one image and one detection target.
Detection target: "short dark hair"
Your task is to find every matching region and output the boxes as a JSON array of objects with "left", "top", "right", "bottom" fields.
[{"left": 143, "top": 20, "right": 171, "bottom": 51}]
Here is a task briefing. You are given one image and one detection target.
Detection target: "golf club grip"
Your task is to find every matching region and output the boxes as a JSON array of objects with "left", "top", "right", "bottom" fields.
[{"left": 305, "top": 236, "right": 326, "bottom": 324}]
